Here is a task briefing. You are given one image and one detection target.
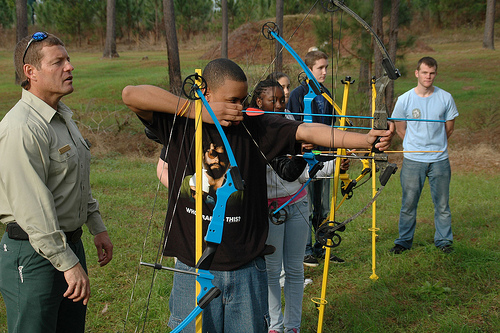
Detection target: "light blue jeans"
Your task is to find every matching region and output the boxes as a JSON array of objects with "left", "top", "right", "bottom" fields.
[
  {"left": 266, "top": 199, "right": 309, "bottom": 332},
  {"left": 168, "top": 258, "right": 269, "bottom": 332},
  {"left": 395, "top": 158, "right": 453, "bottom": 249}
]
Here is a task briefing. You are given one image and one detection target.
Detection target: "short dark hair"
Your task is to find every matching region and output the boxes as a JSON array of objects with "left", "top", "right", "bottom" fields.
[
  {"left": 249, "top": 79, "right": 283, "bottom": 108},
  {"left": 417, "top": 56, "right": 438, "bottom": 71},
  {"left": 14, "top": 32, "right": 65, "bottom": 89},
  {"left": 202, "top": 58, "right": 247, "bottom": 93},
  {"left": 304, "top": 50, "right": 328, "bottom": 70}
]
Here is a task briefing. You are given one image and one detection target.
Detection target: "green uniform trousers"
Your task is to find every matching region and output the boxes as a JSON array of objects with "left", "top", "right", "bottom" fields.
[{"left": 0, "top": 233, "right": 87, "bottom": 333}]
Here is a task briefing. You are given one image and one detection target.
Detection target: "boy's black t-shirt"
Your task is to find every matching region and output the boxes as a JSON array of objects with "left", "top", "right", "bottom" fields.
[{"left": 145, "top": 112, "right": 301, "bottom": 271}]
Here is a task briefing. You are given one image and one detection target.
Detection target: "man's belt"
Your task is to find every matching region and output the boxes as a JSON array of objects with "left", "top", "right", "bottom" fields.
[{"left": 6, "top": 222, "right": 83, "bottom": 243}]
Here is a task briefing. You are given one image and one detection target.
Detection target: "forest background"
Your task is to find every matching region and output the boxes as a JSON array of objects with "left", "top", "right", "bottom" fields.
[{"left": 0, "top": 0, "right": 499, "bottom": 332}]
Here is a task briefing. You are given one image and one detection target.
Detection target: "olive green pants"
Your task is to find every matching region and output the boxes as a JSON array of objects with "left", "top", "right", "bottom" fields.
[{"left": 0, "top": 233, "right": 87, "bottom": 333}]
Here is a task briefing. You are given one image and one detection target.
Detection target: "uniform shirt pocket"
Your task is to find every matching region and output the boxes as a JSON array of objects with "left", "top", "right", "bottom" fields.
[{"left": 49, "top": 144, "right": 78, "bottom": 184}]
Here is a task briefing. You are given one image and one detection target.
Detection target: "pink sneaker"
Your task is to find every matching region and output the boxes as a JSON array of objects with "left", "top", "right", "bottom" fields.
[{"left": 269, "top": 331, "right": 280, "bottom": 333}]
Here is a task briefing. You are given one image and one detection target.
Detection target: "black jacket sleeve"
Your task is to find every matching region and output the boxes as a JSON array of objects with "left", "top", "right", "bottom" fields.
[{"left": 270, "top": 155, "right": 307, "bottom": 182}]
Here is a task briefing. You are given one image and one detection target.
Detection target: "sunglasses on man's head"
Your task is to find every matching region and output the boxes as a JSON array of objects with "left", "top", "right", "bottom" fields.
[{"left": 22, "top": 32, "right": 48, "bottom": 64}]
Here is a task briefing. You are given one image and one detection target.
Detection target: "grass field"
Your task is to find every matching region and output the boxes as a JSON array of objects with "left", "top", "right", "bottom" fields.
[{"left": 0, "top": 27, "right": 499, "bottom": 332}]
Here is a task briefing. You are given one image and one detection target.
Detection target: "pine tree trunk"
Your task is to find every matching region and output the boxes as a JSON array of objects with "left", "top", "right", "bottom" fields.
[
  {"left": 372, "top": 0, "right": 383, "bottom": 79},
  {"left": 163, "top": 0, "right": 182, "bottom": 95},
  {"left": 103, "top": 0, "right": 119, "bottom": 58},
  {"left": 483, "top": 0, "right": 495, "bottom": 50},
  {"left": 386, "top": 0, "right": 400, "bottom": 112},
  {"left": 275, "top": 0, "right": 284, "bottom": 72},
  {"left": 221, "top": 0, "right": 228, "bottom": 58},
  {"left": 15, "top": 0, "right": 28, "bottom": 85}
]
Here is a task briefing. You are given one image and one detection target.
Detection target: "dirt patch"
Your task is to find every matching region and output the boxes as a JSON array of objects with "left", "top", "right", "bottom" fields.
[
  {"left": 200, "top": 15, "right": 435, "bottom": 66},
  {"left": 201, "top": 16, "right": 354, "bottom": 65},
  {"left": 82, "top": 128, "right": 161, "bottom": 161},
  {"left": 449, "top": 129, "right": 500, "bottom": 174}
]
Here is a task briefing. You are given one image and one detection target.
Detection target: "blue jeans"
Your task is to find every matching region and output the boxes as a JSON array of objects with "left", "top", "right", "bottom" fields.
[
  {"left": 395, "top": 158, "right": 453, "bottom": 249},
  {"left": 266, "top": 199, "right": 309, "bottom": 332},
  {"left": 168, "top": 258, "right": 269, "bottom": 332},
  {"left": 305, "top": 179, "right": 330, "bottom": 256}
]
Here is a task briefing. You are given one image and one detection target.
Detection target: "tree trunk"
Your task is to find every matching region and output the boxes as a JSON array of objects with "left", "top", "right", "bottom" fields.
[
  {"left": 358, "top": 60, "right": 370, "bottom": 109},
  {"left": 221, "top": 0, "right": 228, "bottom": 58},
  {"left": 275, "top": 0, "right": 284, "bottom": 72},
  {"left": 103, "top": 0, "right": 119, "bottom": 58},
  {"left": 483, "top": 0, "right": 495, "bottom": 50},
  {"left": 15, "top": 0, "right": 28, "bottom": 84},
  {"left": 163, "top": 0, "right": 182, "bottom": 95},
  {"left": 372, "top": 0, "right": 383, "bottom": 79},
  {"left": 386, "top": 0, "right": 400, "bottom": 112}
]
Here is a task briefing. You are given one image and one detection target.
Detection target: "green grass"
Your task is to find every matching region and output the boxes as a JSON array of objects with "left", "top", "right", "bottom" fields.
[
  {"left": 0, "top": 30, "right": 499, "bottom": 332},
  {"left": 299, "top": 164, "right": 500, "bottom": 332},
  {"left": 2, "top": 159, "right": 498, "bottom": 332}
]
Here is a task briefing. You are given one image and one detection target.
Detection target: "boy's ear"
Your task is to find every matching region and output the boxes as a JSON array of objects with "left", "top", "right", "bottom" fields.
[{"left": 204, "top": 86, "right": 211, "bottom": 102}]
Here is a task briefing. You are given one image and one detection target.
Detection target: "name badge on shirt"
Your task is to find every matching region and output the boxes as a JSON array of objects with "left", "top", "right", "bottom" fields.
[{"left": 58, "top": 144, "right": 71, "bottom": 154}]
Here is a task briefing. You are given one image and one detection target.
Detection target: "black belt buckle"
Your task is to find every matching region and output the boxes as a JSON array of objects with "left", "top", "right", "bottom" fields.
[
  {"left": 66, "top": 228, "right": 83, "bottom": 243},
  {"left": 6, "top": 223, "right": 29, "bottom": 240}
]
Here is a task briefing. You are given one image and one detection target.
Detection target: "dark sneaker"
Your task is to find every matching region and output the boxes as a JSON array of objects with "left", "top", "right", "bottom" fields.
[
  {"left": 303, "top": 255, "right": 319, "bottom": 267},
  {"left": 440, "top": 245, "right": 454, "bottom": 253},
  {"left": 389, "top": 244, "right": 408, "bottom": 254},
  {"left": 329, "top": 255, "right": 345, "bottom": 263}
]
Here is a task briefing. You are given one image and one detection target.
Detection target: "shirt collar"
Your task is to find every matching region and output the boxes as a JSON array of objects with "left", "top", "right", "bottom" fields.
[{"left": 21, "top": 89, "right": 73, "bottom": 122}]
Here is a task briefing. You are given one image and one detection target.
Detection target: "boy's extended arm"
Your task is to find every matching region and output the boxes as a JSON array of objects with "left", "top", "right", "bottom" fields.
[
  {"left": 122, "top": 85, "right": 182, "bottom": 122},
  {"left": 295, "top": 122, "right": 394, "bottom": 151},
  {"left": 122, "top": 85, "right": 244, "bottom": 126}
]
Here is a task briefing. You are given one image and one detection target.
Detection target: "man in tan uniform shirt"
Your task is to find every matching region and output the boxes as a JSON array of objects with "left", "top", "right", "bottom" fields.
[{"left": 0, "top": 32, "right": 113, "bottom": 333}]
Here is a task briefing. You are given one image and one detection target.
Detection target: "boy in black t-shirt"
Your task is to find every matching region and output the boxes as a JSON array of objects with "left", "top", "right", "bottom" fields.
[{"left": 122, "top": 58, "right": 394, "bottom": 332}]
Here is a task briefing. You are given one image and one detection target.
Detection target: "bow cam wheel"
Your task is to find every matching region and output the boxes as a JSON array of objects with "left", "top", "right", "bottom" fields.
[
  {"left": 315, "top": 222, "right": 344, "bottom": 248},
  {"left": 269, "top": 201, "right": 287, "bottom": 225},
  {"left": 182, "top": 74, "right": 207, "bottom": 100},
  {"left": 298, "top": 72, "right": 308, "bottom": 86},
  {"left": 262, "top": 22, "right": 279, "bottom": 40}
]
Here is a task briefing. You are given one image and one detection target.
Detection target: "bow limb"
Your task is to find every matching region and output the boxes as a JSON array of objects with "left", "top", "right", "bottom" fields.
[
  {"left": 262, "top": 22, "right": 345, "bottom": 121},
  {"left": 170, "top": 269, "right": 220, "bottom": 333},
  {"left": 328, "top": 0, "right": 401, "bottom": 80}
]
